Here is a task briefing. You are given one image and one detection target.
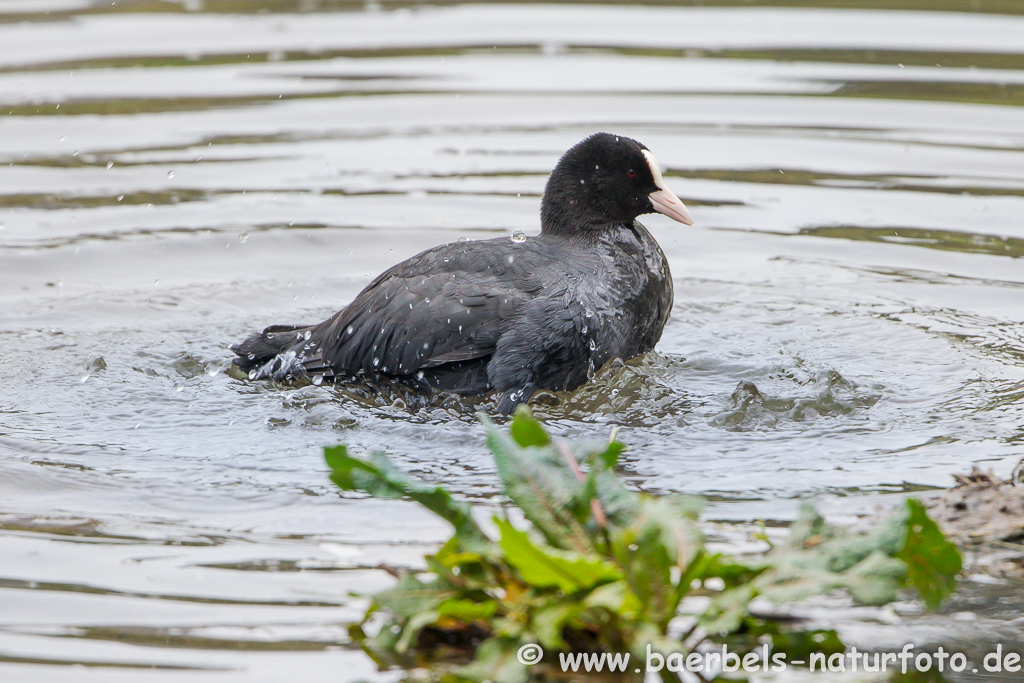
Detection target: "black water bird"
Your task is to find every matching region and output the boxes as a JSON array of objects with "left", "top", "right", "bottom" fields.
[{"left": 232, "top": 133, "right": 694, "bottom": 412}]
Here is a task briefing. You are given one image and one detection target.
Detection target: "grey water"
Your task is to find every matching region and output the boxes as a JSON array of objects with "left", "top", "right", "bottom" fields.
[{"left": 1, "top": 1, "right": 1023, "bottom": 680}]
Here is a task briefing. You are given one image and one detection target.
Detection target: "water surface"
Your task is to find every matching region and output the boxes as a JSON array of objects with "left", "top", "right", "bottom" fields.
[{"left": 1, "top": 1, "right": 1023, "bottom": 680}]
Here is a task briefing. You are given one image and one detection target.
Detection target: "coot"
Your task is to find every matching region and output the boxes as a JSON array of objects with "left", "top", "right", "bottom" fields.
[{"left": 232, "top": 133, "right": 693, "bottom": 413}]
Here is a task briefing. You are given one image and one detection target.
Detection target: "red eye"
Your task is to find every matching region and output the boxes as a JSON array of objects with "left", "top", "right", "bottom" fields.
[{"left": 627, "top": 169, "right": 636, "bottom": 178}]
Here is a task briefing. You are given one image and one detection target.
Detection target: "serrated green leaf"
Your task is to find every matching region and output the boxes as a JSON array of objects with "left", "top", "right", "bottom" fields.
[
  {"left": 497, "top": 518, "right": 621, "bottom": 593},
  {"left": 702, "top": 497, "right": 961, "bottom": 641},
  {"left": 482, "top": 416, "right": 595, "bottom": 553},
  {"left": 609, "top": 496, "right": 703, "bottom": 626}
]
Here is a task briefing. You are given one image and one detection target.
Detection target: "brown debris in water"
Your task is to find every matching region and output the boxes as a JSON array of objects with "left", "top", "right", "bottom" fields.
[
  {"left": 924, "top": 460, "right": 1024, "bottom": 577},
  {"left": 927, "top": 464, "right": 1024, "bottom": 546}
]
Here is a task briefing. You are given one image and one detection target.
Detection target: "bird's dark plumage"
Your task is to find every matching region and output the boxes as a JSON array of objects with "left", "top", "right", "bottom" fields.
[{"left": 232, "top": 133, "right": 694, "bottom": 413}]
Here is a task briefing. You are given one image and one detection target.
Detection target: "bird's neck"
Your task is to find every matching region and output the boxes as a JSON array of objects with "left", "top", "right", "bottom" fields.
[{"left": 540, "top": 193, "right": 623, "bottom": 239}]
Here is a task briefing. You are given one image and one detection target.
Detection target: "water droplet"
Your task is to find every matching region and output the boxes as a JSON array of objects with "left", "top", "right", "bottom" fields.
[
  {"left": 346, "top": 325, "right": 354, "bottom": 335},
  {"left": 105, "top": 161, "right": 113, "bottom": 169},
  {"left": 372, "top": 357, "right": 380, "bottom": 367},
  {"left": 167, "top": 170, "right": 176, "bottom": 179},
  {"left": 510, "top": 229, "right": 526, "bottom": 243},
  {"left": 116, "top": 194, "right": 124, "bottom": 202},
  {"left": 247, "top": 369, "right": 257, "bottom": 379},
  {"left": 312, "top": 375, "right": 324, "bottom": 385}
]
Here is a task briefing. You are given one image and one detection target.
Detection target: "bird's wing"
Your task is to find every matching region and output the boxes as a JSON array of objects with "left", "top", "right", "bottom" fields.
[{"left": 296, "top": 240, "right": 540, "bottom": 378}]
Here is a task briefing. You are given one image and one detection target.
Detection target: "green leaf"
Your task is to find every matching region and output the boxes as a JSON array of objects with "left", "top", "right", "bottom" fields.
[
  {"left": 437, "top": 598, "right": 498, "bottom": 621},
  {"left": 691, "top": 552, "right": 767, "bottom": 588},
  {"left": 482, "top": 416, "right": 596, "bottom": 553},
  {"left": 509, "top": 405, "right": 551, "bottom": 447},
  {"left": 373, "top": 573, "right": 457, "bottom": 619},
  {"left": 772, "top": 628, "right": 844, "bottom": 660},
  {"left": 701, "top": 583, "right": 757, "bottom": 635},
  {"left": 895, "top": 499, "right": 962, "bottom": 609},
  {"left": 324, "top": 445, "right": 489, "bottom": 547},
  {"left": 532, "top": 602, "right": 580, "bottom": 650},
  {"left": 455, "top": 638, "right": 530, "bottom": 683},
  {"left": 583, "top": 580, "right": 642, "bottom": 619},
  {"left": 590, "top": 438, "right": 625, "bottom": 470},
  {"left": 844, "top": 551, "right": 908, "bottom": 605},
  {"left": 609, "top": 496, "right": 704, "bottom": 626},
  {"left": 702, "top": 497, "right": 961, "bottom": 639},
  {"left": 497, "top": 518, "right": 621, "bottom": 593},
  {"left": 395, "top": 609, "right": 441, "bottom": 653},
  {"left": 719, "top": 619, "right": 843, "bottom": 661}
]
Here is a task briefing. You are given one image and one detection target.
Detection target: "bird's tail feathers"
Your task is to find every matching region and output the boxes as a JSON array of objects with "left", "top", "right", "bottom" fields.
[{"left": 231, "top": 324, "right": 313, "bottom": 380}]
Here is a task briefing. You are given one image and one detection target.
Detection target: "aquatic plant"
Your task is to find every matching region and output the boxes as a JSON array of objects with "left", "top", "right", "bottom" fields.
[{"left": 326, "top": 408, "right": 961, "bottom": 682}]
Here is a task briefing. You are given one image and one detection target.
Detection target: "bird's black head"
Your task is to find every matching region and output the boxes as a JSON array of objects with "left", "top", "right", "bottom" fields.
[{"left": 540, "top": 132, "right": 694, "bottom": 237}]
